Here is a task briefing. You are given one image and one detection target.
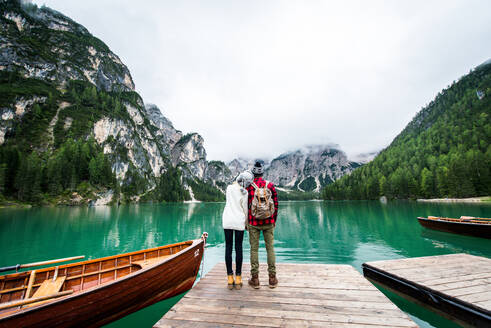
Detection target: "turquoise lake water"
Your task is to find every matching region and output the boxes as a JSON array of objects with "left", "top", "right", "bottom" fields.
[{"left": 1, "top": 201, "right": 490, "bottom": 327}]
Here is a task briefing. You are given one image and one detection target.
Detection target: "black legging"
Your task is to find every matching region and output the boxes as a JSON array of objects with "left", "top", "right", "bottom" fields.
[{"left": 224, "top": 229, "right": 244, "bottom": 275}]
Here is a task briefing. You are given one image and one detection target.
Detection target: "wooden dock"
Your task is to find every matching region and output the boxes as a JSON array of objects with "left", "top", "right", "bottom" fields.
[
  {"left": 363, "top": 253, "right": 491, "bottom": 327},
  {"left": 154, "top": 263, "right": 417, "bottom": 328}
]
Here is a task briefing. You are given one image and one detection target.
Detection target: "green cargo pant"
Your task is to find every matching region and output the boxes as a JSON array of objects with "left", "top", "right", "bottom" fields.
[{"left": 248, "top": 223, "right": 276, "bottom": 275}]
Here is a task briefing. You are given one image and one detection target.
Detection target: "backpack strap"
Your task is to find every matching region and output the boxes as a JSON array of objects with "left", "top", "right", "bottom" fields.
[{"left": 251, "top": 182, "right": 259, "bottom": 190}]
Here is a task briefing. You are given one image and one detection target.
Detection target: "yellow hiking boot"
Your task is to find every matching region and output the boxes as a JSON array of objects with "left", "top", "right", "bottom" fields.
[
  {"left": 227, "top": 275, "right": 234, "bottom": 290},
  {"left": 235, "top": 275, "right": 243, "bottom": 290}
]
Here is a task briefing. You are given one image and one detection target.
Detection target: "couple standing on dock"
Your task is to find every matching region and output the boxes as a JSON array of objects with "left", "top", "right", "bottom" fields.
[{"left": 222, "top": 159, "right": 279, "bottom": 290}]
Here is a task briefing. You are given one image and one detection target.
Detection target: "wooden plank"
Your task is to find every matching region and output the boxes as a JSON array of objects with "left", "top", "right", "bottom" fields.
[
  {"left": 388, "top": 262, "right": 490, "bottom": 277},
  {"left": 184, "top": 292, "right": 399, "bottom": 310},
  {"left": 156, "top": 263, "right": 417, "bottom": 327},
  {"left": 475, "top": 300, "right": 491, "bottom": 309},
  {"left": 418, "top": 272, "right": 491, "bottom": 286},
  {"left": 205, "top": 270, "right": 361, "bottom": 278},
  {"left": 386, "top": 265, "right": 491, "bottom": 283},
  {"left": 162, "top": 311, "right": 413, "bottom": 328},
  {"left": 388, "top": 260, "right": 491, "bottom": 274},
  {"left": 363, "top": 254, "right": 491, "bottom": 327},
  {"left": 0, "top": 290, "right": 73, "bottom": 311},
  {"left": 175, "top": 297, "right": 408, "bottom": 318},
  {"left": 200, "top": 275, "right": 373, "bottom": 286},
  {"left": 459, "top": 291, "right": 491, "bottom": 303},
  {"left": 172, "top": 303, "right": 417, "bottom": 327},
  {"left": 367, "top": 253, "right": 485, "bottom": 270},
  {"left": 443, "top": 284, "right": 490, "bottom": 297},
  {"left": 24, "top": 270, "right": 36, "bottom": 299},
  {"left": 163, "top": 311, "right": 284, "bottom": 327},
  {"left": 24, "top": 276, "right": 68, "bottom": 308},
  {"left": 19, "top": 256, "right": 85, "bottom": 270},
  {"left": 155, "top": 316, "right": 399, "bottom": 328},
  {"left": 197, "top": 280, "right": 375, "bottom": 290},
  {"left": 208, "top": 263, "right": 355, "bottom": 274},
  {"left": 132, "top": 255, "right": 171, "bottom": 268},
  {"left": 204, "top": 272, "right": 368, "bottom": 282},
  {"left": 31, "top": 276, "right": 66, "bottom": 298},
  {"left": 156, "top": 318, "right": 271, "bottom": 328},
  {"left": 191, "top": 284, "right": 388, "bottom": 301},
  {"left": 429, "top": 278, "right": 491, "bottom": 291}
]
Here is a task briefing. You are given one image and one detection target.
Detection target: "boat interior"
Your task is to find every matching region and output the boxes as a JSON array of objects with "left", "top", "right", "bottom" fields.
[{"left": 0, "top": 241, "right": 193, "bottom": 316}]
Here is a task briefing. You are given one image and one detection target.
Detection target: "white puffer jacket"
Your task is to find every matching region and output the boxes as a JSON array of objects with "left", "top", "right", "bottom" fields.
[{"left": 222, "top": 182, "right": 248, "bottom": 230}]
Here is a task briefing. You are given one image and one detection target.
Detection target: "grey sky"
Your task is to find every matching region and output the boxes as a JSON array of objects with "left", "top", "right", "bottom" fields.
[{"left": 33, "top": 0, "right": 491, "bottom": 162}]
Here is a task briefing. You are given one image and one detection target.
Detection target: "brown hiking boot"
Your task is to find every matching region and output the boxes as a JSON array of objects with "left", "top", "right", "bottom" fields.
[
  {"left": 269, "top": 273, "right": 278, "bottom": 288},
  {"left": 235, "top": 275, "right": 243, "bottom": 290},
  {"left": 227, "top": 275, "right": 234, "bottom": 290},
  {"left": 248, "top": 273, "right": 260, "bottom": 289}
]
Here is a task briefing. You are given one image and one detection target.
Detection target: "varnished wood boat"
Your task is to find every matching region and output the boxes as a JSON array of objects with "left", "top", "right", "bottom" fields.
[
  {"left": 417, "top": 216, "right": 491, "bottom": 239},
  {"left": 0, "top": 233, "right": 207, "bottom": 327}
]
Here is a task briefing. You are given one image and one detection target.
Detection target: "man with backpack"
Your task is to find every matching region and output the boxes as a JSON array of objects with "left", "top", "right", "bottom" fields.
[{"left": 247, "top": 159, "right": 279, "bottom": 289}]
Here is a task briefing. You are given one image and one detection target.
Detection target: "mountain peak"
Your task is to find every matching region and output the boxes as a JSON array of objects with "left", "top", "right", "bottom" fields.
[{"left": 1, "top": 0, "right": 135, "bottom": 92}]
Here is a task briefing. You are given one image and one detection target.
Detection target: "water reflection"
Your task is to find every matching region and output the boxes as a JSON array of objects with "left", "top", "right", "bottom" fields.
[{"left": 1, "top": 201, "right": 490, "bottom": 328}]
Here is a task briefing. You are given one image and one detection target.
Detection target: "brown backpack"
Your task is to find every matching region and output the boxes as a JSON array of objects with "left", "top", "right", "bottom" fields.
[{"left": 251, "top": 180, "right": 275, "bottom": 220}]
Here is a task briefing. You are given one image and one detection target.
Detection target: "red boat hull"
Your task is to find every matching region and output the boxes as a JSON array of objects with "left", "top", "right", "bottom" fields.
[
  {"left": 0, "top": 238, "right": 205, "bottom": 328},
  {"left": 417, "top": 217, "right": 491, "bottom": 239}
]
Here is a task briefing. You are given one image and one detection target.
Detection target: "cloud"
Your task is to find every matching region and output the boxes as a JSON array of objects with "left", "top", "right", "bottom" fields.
[{"left": 33, "top": 0, "right": 491, "bottom": 161}]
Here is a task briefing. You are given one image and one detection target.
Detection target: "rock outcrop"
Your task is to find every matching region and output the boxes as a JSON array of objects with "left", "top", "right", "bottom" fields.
[
  {"left": 1, "top": 1, "right": 134, "bottom": 91},
  {"left": 264, "top": 145, "right": 362, "bottom": 192},
  {"left": 227, "top": 158, "right": 250, "bottom": 177},
  {"left": 171, "top": 133, "right": 207, "bottom": 180},
  {"left": 0, "top": 1, "right": 223, "bottom": 203},
  {"left": 226, "top": 146, "right": 363, "bottom": 193},
  {"left": 205, "top": 161, "right": 233, "bottom": 189}
]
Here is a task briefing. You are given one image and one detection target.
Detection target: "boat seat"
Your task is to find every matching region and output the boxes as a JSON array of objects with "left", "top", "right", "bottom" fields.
[
  {"left": 23, "top": 276, "right": 67, "bottom": 308},
  {"left": 32, "top": 276, "right": 66, "bottom": 298},
  {"left": 133, "top": 255, "right": 171, "bottom": 268}
]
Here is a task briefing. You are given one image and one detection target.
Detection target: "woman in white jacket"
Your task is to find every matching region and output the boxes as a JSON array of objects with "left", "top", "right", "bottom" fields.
[{"left": 222, "top": 170, "right": 253, "bottom": 290}]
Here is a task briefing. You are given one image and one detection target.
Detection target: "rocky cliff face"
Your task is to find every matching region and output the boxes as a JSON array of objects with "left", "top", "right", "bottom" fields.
[
  {"left": 171, "top": 133, "right": 207, "bottom": 180},
  {"left": 226, "top": 146, "right": 363, "bottom": 193},
  {"left": 227, "top": 157, "right": 249, "bottom": 177},
  {"left": 0, "top": 1, "right": 223, "bottom": 203},
  {"left": 144, "top": 104, "right": 182, "bottom": 153},
  {"left": 205, "top": 161, "right": 233, "bottom": 190},
  {"left": 1, "top": 1, "right": 134, "bottom": 92}
]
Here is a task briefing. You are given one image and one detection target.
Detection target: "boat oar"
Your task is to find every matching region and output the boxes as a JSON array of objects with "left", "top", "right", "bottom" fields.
[
  {"left": 0, "top": 290, "right": 73, "bottom": 311},
  {"left": 0, "top": 256, "right": 85, "bottom": 273}
]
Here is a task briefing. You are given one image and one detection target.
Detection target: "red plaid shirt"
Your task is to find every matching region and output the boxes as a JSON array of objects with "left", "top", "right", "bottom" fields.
[{"left": 247, "top": 177, "right": 279, "bottom": 226}]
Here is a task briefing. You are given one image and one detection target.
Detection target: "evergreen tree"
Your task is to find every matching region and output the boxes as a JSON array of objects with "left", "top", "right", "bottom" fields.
[
  {"left": 158, "top": 167, "right": 189, "bottom": 202},
  {"left": 322, "top": 61, "right": 491, "bottom": 200}
]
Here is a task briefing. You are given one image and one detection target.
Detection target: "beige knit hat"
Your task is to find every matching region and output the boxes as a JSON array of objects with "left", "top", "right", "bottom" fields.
[{"left": 236, "top": 170, "right": 253, "bottom": 188}]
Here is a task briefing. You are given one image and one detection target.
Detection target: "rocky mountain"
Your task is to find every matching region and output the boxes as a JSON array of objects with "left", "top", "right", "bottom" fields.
[
  {"left": 227, "top": 157, "right": 250, "bottom": 177},
  {"left": 226, "top": 146, "right": 363, "bottom": 193},
  {"left": 205, "top": 161, "right": 233, "bottom": 190},
  {"left": 264, "top": 146, "right": 362, "bottom": 192},
  {"left": 0, "top": 1, "right": 134, "bottom": 92},
  {"left": 0, "top": 0, "right": 226, "bottom": 204}
]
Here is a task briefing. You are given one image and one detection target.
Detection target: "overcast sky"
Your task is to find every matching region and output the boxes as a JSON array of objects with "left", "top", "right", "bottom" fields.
[{"left": 32, "top": 0, "right": 491, "bottom": 162}]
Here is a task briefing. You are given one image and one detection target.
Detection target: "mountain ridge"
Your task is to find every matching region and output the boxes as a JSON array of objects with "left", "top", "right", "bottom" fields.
[
  {"left": 0, "top": 0, "right": 227, "bottom": 204},
  {"left": 226, "top": 145, "right": 366, "bottom": 193},
  {"left": 322, "top": 59, "right": 491, "bottom": 200}
]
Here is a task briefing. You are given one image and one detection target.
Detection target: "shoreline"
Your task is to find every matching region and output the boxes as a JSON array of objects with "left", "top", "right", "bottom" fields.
[{"left": 417, "top": 196, "right": 491, "bottom": 203}]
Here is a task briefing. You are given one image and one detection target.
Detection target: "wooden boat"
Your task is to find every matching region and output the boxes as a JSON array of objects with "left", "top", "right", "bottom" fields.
[
  {"left": 417, "top": 216, "right": 491, "bottom": 238},
  {"left": 0, "top": 233, "right": 207, "bottom": 327}
]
